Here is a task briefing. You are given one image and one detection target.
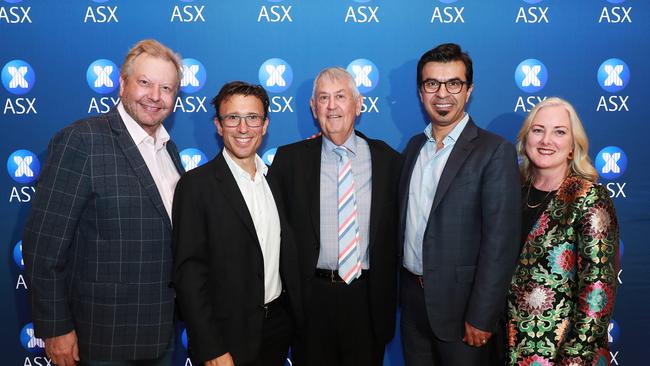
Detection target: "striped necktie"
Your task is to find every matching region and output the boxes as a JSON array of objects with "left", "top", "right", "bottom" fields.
[{"left": 334, "top": 147, "right": 362, "bottom": 284}]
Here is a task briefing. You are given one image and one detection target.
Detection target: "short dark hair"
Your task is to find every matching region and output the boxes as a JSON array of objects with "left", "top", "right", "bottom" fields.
[
  {"left": 416, "top": 43, "right": 473, "bottom": 88},
  {"left": 211, "top": 81, "right": 270, "bottom": 118}
]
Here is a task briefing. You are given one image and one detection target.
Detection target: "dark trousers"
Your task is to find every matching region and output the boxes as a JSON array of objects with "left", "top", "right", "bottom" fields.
[
  {"left": 79, "top": 345, "right": 172, "bottom": 366},
  {"left": 244, "top": 295, "right": 293, "bottom": 366},
  {"left": 298, "top": 276, "right": 384, "bottom": 366},
  {"left": 400, "top": 268, "right": 496, "bottom": 366}
]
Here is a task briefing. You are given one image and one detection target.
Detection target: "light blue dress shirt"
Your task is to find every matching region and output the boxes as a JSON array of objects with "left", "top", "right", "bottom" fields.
[
  {"left": 318, "top": 133, "right": 372, "bottom": 270},
  {"left": 403, "top": 114, "right": 470, "bottom": 275}
]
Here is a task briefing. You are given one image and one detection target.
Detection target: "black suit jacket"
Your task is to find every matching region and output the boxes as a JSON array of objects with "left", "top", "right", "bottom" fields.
[
  {"left": 172, "top": 153, "right": 303, "bottom": 365},
  {"left": 23, "top": 108, "right": 184, "bottom": 360},
  {"left": 268, "top": 131, "right": 401, "bottom": 344},
  {"left": 398, "top": 118, "right": 521, "bottom": 341}
]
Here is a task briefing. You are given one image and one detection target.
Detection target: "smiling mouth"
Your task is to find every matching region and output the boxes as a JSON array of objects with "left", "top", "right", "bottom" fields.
[
  {"left": 141, "top": 104, "right": 162, "bottom": 112},
  {"left": 235, "top": 137, "right": 253, "bottom": 145},
  {"left": 537, "top": 148, "right": 556, "bottom": 155}
]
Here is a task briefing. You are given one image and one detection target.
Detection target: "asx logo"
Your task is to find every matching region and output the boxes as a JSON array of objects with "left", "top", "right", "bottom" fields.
[
  {"left": 516, "top": 0, "right": 548, "bottom": 24},
  {"left": 599, "top": 0, "right": 631, "bottom": 24},
  {"left": 346, "top": 59, "right": 379, "bottom": 94},
  {"left": 430, "top": 0, "right": 464, "bottom": 24},
  {"left": 180, "top": 58, "right": 207, "bottom": 94},
  {"left": 258, "top": 0, "right": 292, "bottom": 23},
  {"left": 597, "top": 58, "right": 630, "bottom": 93},
  {"left": 86, "top": 59, "right": 119, "bottom": 94},
  {"left": 345, "top": 0, "right": 379, "bottom": 23},
  {"left": 171, "top": 0, "right": 205, "bottom": 23},
  {"left": 7, "top": 149, "right": 40, "bottom": 184},
  {"left": 0, "top": 0, "right": 32, "bottom": 24},
  {"left": 262, "top": 148, "right": 277, "bottom": 166},
  {"left": 259, "top": 58, "right": 293, "bottom": 94},
  {"left": 20, "top": 323, "right": 45, "bottom": 352},
  {"left": 514, "top": 59, "right": 548, "bottom": 93},
  {"left": 84, "top": 0, "right": 118, "bottom": 23},
  {"left": 14, "top": 240, "right": 24, "bottom": 269},
  {"left": 2, "top": 59, "right": 35, "bottom": 95},
  {"left": 595, "top": 146, "right": 627, "bottom": 181},
  {"left": 179, "top": 148, "right": 207, "bottom": 171}
]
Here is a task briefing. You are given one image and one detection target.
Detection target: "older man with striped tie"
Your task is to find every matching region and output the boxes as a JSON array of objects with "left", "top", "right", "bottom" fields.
[{"left": 268, "top": 67, "right": 402, "bottom": 366}]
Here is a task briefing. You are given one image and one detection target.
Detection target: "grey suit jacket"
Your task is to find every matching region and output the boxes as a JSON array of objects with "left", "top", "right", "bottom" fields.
[
  {"left": 23, "top": 108, "right": 184, "bottom": 361},
  {"left": 398, "top": 118, "right": 521, "bottom": 341}
]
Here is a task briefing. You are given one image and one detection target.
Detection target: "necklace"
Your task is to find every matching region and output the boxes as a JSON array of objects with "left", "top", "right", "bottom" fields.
[{"left": 525, "top": 184, "right": 553, "bottom": 209}]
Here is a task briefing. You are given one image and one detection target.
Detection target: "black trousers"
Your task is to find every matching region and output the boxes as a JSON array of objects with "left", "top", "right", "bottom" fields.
[
  {"left": 244, "top": 295, "right": 293, "bottom": 366},
  {"left": 400, "top": 268, "right": 498, "bottom": 366},
  {"left": 297, "top": 276, "right": 384, "bottom": 366}
]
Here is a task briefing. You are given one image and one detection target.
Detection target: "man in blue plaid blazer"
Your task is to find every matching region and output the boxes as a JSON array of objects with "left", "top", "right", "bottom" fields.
[{"left": 23, "top": 39, "right": 185, "bottom": 366}]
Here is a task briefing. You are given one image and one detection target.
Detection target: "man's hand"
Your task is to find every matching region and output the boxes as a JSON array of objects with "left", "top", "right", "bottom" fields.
[
  {"left": 462, "top": 321, "right": 492, "bottom": 347},
  {"left": 45, "top": 330, "right": 79, "bottom": 366},
  {"left": 205, "top": 352, "right": 235, "bottom": 366}
]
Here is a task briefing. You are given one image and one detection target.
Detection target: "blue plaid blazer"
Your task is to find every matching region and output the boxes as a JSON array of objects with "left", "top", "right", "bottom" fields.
[{"left": 23, "top": 108, "right": 184, "bottom": 361}]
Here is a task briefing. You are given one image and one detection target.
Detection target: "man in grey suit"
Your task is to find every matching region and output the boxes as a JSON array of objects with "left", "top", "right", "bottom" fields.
[
  {"left": 398, "top": 43, "right": 521, "bottom": 365},
  {"left": 23, "top": 39, "right": 184, "bottom": 366}
]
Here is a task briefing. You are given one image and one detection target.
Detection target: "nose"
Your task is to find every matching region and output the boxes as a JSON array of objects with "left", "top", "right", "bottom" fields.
[
  {"left": 540, "top": 131, "right": 552, "bottom": 144},
  {"left": 149, "top": 85, "right": 161, "bottom": 101},
  {"left": 436, "top": 84, "right": 450, "bottom": 98},
  {"left": 327, "top": 95, "right": 337, "bottom": 109},
  {"left": 237, "top": 119, "right": 250, "bottom": 133}
]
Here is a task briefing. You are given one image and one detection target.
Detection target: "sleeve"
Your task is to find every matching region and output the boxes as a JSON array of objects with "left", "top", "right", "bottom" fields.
[
  {"left": 557, "top": 184, "right": 619, "bottom": 364},
  {"left": 171, "top": 175, "right": 227, "bottom": 363},
  {"left": 22, "top": 127, "right": 91, "bottom": 338},
  {"left": 465, "top": 140, "right": 522, "bottom": 332}
]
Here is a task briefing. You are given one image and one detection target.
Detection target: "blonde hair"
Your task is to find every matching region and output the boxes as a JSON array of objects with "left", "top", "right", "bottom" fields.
[
  {"left": 516, "top": 97, "right": 599, "bottom": 183},
  {"left": 120, "top": 39, "right": 183, "bottom": 89}
]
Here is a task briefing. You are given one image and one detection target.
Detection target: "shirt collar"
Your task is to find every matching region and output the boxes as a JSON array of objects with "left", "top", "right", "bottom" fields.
[
  {"left": 424, "top": 112, "right": 469, "bottom": 144},
  {"left": 222, "top": 149, "right": 268, "bottom": 182},
  {"left": 118, "top": 102, "right": 170, "bottom": 150},
  {"left": 322, "top": 131, "right": 357, "bottom": 156}
]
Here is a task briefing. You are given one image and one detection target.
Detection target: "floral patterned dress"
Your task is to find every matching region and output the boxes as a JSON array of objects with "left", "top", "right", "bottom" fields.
[{"left": 507, "top": 176, "right": 619, "bottom": 366}]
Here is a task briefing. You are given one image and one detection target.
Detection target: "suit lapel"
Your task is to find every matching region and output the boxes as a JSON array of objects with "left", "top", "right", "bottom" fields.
[
  {"left": 166, "top": 140, "right": 185, "bottom": 175},
  {"left": 429, "top": 119, "right": 478, "bottom": 214},
  {"left": 213, "top": 153, "right": 259, "bottom": 242},
  {"left": 108, "top": 109, "right": 172, "bottom": 229},
  {"left": 306, "top": 137, "right": 322, "bottom": 246}
]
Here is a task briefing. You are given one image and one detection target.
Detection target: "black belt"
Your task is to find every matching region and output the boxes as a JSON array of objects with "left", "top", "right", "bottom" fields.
[
  {"left": 261, "top": 293, "right": 285, "bottom": 320},
  {"left": 402, "top": 267, "right": 424, "bottom": 288},
  {"left": 314, "top": 268, "right": 369, "bottom": 283}
]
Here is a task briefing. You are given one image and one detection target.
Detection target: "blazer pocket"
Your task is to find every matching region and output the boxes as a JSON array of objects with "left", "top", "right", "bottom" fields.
[{"left": 455, "top": 265, "right": 476, "bottom": 284}]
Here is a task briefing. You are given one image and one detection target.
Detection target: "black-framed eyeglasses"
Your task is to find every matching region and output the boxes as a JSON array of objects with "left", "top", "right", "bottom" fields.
[
  {"left": 421, "top": 79, "right": 466, "bottom": 94},
  {"left": 219, "top": 114, "right": 265, "bottom": 128}
]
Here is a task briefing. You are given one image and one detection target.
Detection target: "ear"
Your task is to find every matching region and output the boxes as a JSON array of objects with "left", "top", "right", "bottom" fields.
[
  {"left": 310, "top": 98, "right": 317, "bottom": 119},
  {"left": 214, "top": 117, "right": 223, "bottom": 137},
  {"left": 355, "top": 94, "right": 363, "bottom": 117},
  {"left": 261, "top": 116, "right": 269, "bottom": 136},
  {"left": 465, "top": 83, "right": 474, "bottom": 102},
  {"left": 119, "top": 77, "right": 125, "bottom": 97}
]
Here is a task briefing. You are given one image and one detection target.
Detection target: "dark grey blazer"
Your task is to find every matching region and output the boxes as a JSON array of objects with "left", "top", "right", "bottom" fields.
[
  {"left": 23, "top": 108, "right": 184, "bottom": 361},
  {"left": 398, "top": 118, "right": 521, "bottom": 341}
]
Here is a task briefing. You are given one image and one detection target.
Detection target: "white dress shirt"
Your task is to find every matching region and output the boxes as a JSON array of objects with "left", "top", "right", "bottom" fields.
[
  {"left": 118, "top": 103, "right": 180, "bottom": 221},
  {"left": 223, "top": 149, "right": 282, "bottom": 304}
]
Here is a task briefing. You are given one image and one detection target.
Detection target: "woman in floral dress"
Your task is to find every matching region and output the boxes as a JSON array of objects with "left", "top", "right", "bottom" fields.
[{"left": 507, "top": 97, "right": 619, "bottom": 366}]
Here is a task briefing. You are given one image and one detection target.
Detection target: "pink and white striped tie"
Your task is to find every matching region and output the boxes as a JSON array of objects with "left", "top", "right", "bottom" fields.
[{"left": 334, "top": 147, "right": 361, "bottom": 284}]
